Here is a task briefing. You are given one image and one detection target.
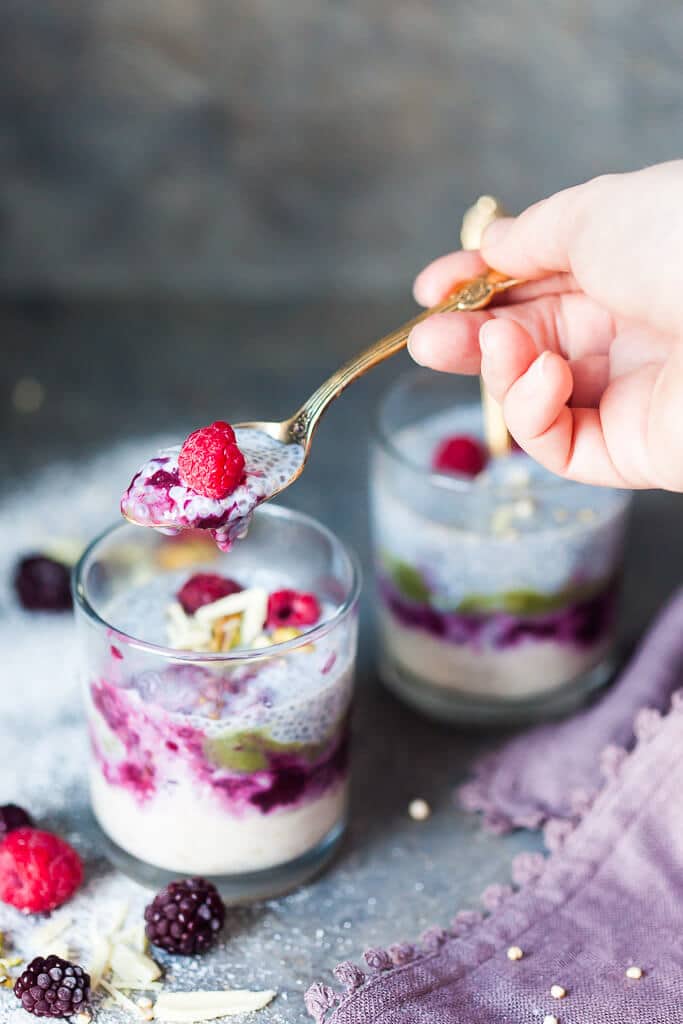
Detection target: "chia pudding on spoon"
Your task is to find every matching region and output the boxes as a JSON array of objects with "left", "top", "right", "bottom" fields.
[{"left": 122, "top": 421, "right": 304, "bottom": 550}]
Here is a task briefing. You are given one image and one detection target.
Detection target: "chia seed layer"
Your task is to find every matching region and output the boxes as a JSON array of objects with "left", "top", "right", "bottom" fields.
[{"left": 121, "top": 429, "right": 305, "bottom": 550}]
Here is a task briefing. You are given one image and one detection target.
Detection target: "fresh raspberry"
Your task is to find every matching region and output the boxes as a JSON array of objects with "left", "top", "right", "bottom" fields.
[
  {"left": 178, "top": 421, "right": 245, "bottom": 499},
  {"left": 144, "top": 877, "right": 226, "bottom": 955},
  {"left": 14, "top": 955, "right": 90, "bottom": 1018},
  {"left": 266, "top": 590, "right": 321, "bottom": 630},
  {"left": 176, "top": 573, "right": 243, "bottom": 614},
  {"left": 14, "top": 556, "right": 72, "bottom": 611},
  {"left": 0, "top": 804, "right": 33, "bottom": 842},
  {"left": 0, "top": 828, "right": 83, "bottom": 913},
  {"left": 432, "top": 435, "right": 488, "bottom": 477}
]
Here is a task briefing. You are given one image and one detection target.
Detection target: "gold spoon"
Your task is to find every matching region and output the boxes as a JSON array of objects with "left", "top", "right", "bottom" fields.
[
  {"left": 236, "top": 260, "right": 523, "bottom": 498},
  {"left": 460, "top": 195, "right": 514, "bottom": 457}
]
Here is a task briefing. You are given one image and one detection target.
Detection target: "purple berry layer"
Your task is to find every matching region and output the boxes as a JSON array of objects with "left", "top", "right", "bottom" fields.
[
  {"left": 379, "top": 575, "right": 617, "bottom": 651},
  {"left": 89, "top": 678, "right": 350, "bottom": 814}
]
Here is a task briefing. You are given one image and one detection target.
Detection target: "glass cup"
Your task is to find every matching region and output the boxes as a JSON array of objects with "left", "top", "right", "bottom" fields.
[
  {"left": 73, "top": 506, "right": 360, "bottom": 901},
  {"left": 370, "top": 370, "right": 631, "bottom": 725}
]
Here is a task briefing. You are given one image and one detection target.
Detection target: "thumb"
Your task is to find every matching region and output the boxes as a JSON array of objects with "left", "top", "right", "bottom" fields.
[{"left": 480, "top": 161, "right": 683, "bottom": 335}]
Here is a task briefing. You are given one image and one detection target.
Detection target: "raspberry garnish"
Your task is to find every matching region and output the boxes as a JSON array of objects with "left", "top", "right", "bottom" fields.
[
  {"left": 14, "top": 955, "right": 90, "bottom": 1018},
  {"left": 266, "top": 590, "right": 321, "bottom": 630},
  {"left": 178, "top": 421, "right": 245, "bottom": 499},
  {"left": 176, "top": 573, "right": 243, "bottom": 614},
  {"left": 0, "top": 804, "right": 33, "bottom": 842},
  {"left": 14, "top": 556, "right": 72, "bottom": 611},
  {"left": 0, "top": 828, "right": 83, "bottom": 913},
  {"left": 432, "top": 435, "right": 488, "bottom": 477},
  {"left": 144, "top": 877, "right": 226, "bottom": 955}
]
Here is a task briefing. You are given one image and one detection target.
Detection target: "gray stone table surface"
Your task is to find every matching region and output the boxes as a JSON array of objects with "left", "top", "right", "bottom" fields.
[{"left": 1, "top": 296, "right": 681, "bottom": 1022}]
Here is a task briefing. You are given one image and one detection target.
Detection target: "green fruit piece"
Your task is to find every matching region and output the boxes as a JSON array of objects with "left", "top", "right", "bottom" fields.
[
  {"left": 204, "top": 732, "right": 269, "bottom": 773},
  {"left": 390, "top": 561, "right": 430, "bottom": 603},
  {"left": 204, "top": 730, "right": 330, "bottom": 773},
  {"left": 457, "top": 578, "right": 605, "bottom": 617}
]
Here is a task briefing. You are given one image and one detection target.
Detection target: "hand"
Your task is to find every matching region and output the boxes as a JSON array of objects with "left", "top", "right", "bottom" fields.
[{"left": 408, "top": 162, "right": 683, "bottom": 491}]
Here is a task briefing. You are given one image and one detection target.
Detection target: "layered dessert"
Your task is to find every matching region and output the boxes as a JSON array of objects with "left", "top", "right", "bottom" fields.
[
  {"left": 84, "top": 562, "right": 355, "bottom": 877},
  {"left": 372, "top": 404, "right": 630, "bottom": 709},
  {"left": 122, "top": 421, "right": 304, "bottom": 550}
]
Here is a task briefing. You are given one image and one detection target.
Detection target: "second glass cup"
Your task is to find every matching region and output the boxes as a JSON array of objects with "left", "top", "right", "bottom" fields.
[
  {"left": 370, "top": 370, "right": 631, "bottom": 724},
  {"left": 74, "top": 506, "right": 360, "bottom": 902}
]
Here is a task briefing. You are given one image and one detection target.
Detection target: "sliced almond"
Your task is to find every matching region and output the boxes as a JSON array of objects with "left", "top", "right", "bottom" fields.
[
  {"left": 166, "top": 603, "right": 213, "bottom": 651},
  {"left": 30, "top": 912, "right": 72, "bottom": 952},
  {"left": 119, "top": 923, "right": 149, "bottom": 955},
  {"left": 111, "top": 944, "right": 162, "bottom": 986},
  {"left": 87, "top": 935, "right": 112, "bottom": 992},
  {"left": 48, "top": 943, "right": 71, "bottom": 962},
  {"left": 210, "top": 614, "right": 242, "bottom": 652},
  {"left": 195, "top": 588, "right": 268, "bottom": 646},
  {"left": 153, "top": 990, "right": 276, "bottom": 1022},
  {"left": 100, "top": 978, "right": 146, "bottom": 1017},
  {"left": 111, "top": 978, "right": 164, "bottom": 994}
]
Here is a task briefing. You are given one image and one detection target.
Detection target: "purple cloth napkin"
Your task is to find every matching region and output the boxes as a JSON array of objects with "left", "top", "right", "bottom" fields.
[
  {"left": 459, "top": 588, "right": 683, "bottom": 834},
  {"left": 306, "top": 589, "right": 683, "bottom": 1023}
]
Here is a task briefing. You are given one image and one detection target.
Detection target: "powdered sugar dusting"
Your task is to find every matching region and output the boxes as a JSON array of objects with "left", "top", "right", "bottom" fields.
[{"left": 121, "top": 430, "right": 305, "bottom": 550}]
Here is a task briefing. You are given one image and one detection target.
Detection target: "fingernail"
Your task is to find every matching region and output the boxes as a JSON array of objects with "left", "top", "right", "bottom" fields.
[
  {"left": 482, "top": 217, "right": 513, "bottom": 248},
  {"left": 478, "top": 322, "right": 496, "bottom": 358},
  {"left": 407, "top": 326, "right": 426, "bottom": 366},
  {"left": 528, "top": 351, "right": 551, "bottom": 382}
]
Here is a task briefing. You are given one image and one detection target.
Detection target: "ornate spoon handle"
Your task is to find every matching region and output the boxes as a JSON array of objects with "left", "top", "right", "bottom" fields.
[{"left": 287, "top": 269, "right": 521, "bottom": 448}]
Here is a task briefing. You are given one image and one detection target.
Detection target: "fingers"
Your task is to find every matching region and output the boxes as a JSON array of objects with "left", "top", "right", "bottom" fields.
[
  {"left": 480, "top": 186, "right": 587, "bottom": 279},
  {"left": 413, "top": 250, "right": 488, "bottom": 306},
  {"left": 408, "top": 311, "right": 490, "bottom": 374},
  {"left": 480, "top": 162, "right": 683, "bottom": 334},
  {"left": 408, "top": 292, "right": 616, "bottom": 375},
  {"left": 480, "top": 319, "right": 632, "bottom": 487},
  {"left": 413, "top": 250, "right": 578, "bottom": 309},
  {"left": 566, "top": 355, "right": 610, "bottom": 407},
  {"left": 640, "top": 347, "right": 683, "bottom": 490},
  {"left": 479, "top": 321, "right": 573, "bottom": 436}
]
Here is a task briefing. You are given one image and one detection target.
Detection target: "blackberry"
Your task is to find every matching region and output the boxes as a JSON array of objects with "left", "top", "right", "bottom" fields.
[
  {"left": 144, "top": 877, "right": 226, "bottom": 955},
  {"left": 0, "top": 803, "right": 33, "bottom": 841},
  {"left": 14, "top": 556, "right": 72, "bottom": 611},
  {"left": 14, "top": 955, "right": 90, "bottom": 1018}
]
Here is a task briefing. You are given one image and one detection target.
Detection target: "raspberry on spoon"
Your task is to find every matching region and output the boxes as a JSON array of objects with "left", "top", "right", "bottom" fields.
[
  {"left": 432, "top": 434, "right": 488, "bottom": 477},
  {"left": 178, "top": 421, "right": 245, "bottom": 499},
  {"left": 176, "top": 573, "right": 243, "bottom": 614}
]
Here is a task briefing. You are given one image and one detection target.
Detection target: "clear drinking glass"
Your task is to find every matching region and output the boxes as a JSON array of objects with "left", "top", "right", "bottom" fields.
[
  {"left": 370, "top": 370, "right": 631, "bottom": 725},
  {"left": 74, "top": 506, "right": 360, "bottom": 901}
]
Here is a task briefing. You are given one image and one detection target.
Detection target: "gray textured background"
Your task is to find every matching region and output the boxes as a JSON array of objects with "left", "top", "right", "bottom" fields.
[
  {"left": 2, "top": 9, "right": 683, "bottom": 1015},
  {"left": 2, "top": 0, "right": 682, "bottom": 297}
]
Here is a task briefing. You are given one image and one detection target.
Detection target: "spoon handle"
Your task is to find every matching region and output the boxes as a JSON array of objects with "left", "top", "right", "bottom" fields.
[{"left": 287, "top": 269, "right": 522, "bottom": 448}]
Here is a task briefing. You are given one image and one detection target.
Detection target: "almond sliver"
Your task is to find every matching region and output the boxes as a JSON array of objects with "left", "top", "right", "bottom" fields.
[
  {"left": 111, "top": 944, "right": 162, "bottom": 986},
  {"left": 153, "top": 989, "right": 276, "bottom": 1021},
  {"left": 195, "top": 588, "right": 267, "bottom": 633}
]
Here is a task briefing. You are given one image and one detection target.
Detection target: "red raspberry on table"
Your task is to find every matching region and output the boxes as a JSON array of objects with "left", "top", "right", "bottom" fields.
[
  {"left": 178, "top": 421, "right": 245, "bottom": 499},
  {"left": 0, "top": 828, "right": 83, "bottom": 913},
  {"left": 176, "top": 573, "right": 243, "bottom": 615},
  {"left": 432, "top": 435, "right": 488, "bottom": 477},
  {"left": 267, "top": 590, "right": 321, "bottom": 630}
]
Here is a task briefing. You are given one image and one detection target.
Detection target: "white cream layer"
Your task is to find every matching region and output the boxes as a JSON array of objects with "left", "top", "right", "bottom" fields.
[{"left": 91, "top": 770, "right": 346, "bottom": 875}]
